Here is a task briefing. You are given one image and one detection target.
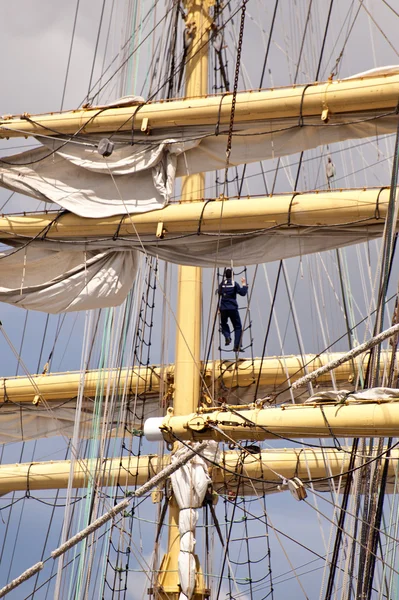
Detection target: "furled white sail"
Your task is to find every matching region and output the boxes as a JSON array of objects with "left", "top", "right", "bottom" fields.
[
  {"left": 140, "top": 226, "right": 385, "bottom": 267},
  {"left": 0, "top": 398, "right": 150, "bottom": 443},
  {"left": 0, "top": 219, "right": 385, "bottom": 312},
  {"left": 0, "top": 403, "right": 111, "bottom": 443},
  {"left": 0, "top": 114, "right": 397, "bottom": 218},
  {"left": 0, "top": 141, "right": 179, "bottom": 217},
  {"left": 170, "top": 443, "right": 215, "bottom": 600},
  {"left": 0, "top": 68, "right": 398, "bottom": 312}
]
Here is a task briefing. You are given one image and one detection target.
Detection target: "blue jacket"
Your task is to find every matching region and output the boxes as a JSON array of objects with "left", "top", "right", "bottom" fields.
[{"left": 218, "top": 278, "right": 248, "bottom": 310}]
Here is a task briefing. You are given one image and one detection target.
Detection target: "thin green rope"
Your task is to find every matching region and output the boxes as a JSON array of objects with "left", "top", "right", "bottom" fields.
[{"left": 68, "top": 308, "right": 113, "bottom": 599}]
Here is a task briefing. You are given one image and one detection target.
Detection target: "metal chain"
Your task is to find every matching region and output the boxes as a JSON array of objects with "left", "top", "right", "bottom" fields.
[{"left": 224, "top": 0, "right": 248, "bottom": 184}]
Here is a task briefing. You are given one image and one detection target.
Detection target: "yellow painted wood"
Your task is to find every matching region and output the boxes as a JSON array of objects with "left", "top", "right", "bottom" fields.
[
  {"left": 1, "top": 448, "right": 398, "bottom": 495},
  {"left": 0, "top": 352, "right": 394, "bottom": 403},
  {"left": 1, "top": 73, "right": 399, "bottom": 138},
  {"left": 173, "top": 263, "right": 202, "bottom": 414},
  {"left": 172, "top": 0, "right": 211, "bottom": 418},
  {"left": 161, "top": 3, "right": 212, "bottom": 598},
  {"left": 159, "top": 401, "right": 399, "bottom": 442},
  {"left": 0, "top": 188, "right": 391, "bottom": 240}
]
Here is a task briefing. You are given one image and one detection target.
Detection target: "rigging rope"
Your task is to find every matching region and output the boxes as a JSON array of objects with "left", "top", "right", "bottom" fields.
[
  {"left": 102, "top": 256, "right": 158, "bottom": 598},
  {"left": 0, "top": 443, "right": 208, "bottom": 600}
]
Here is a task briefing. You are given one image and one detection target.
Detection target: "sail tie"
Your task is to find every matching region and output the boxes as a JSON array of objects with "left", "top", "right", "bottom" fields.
[
  {"left": 197, "top": 198, "right": 215, "bottom": 235},
  {"left": 375, "top": 186, "right": 389, "bottom": 220},
  {"left": 287, "top": 192, "right": 300, "bottom": 227},
  {"left": 298, "top": 83, "right": 314, "bottom": 127},
  {"left": 215, "top": 92, "right": 229, "bottom": 137}
]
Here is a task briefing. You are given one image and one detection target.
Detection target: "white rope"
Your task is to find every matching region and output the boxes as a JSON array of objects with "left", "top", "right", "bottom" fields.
[
  {"left": 282, "top": 261, "right": 314, "bottom": 397},
  {"left": 0, "top": 562, "right": 44, "bottom": 599},
  {"left": 54, "top": 309, "right": 95, "bottom": 600},
  {"left": 291, "top": 322, "right": 399, "bottom": 391},
  {"left": 52, "top": 442, "right": 208, "bottom": 559},
  {"left": 262, "top": 263, "right": 296, "bottom": 404},
  {"left": 0, "top": 442, "right": 209, "bottom": 598},
  {"left": 304, "top": 489, "right": 399, "bottom": 576},
  {"left": 309, "top": 255, "right": 337, "bottom": 391}
]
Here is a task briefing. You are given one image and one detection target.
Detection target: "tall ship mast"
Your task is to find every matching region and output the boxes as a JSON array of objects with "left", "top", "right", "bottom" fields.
[{"left": 1, "top": 2, "right": 399, "bottom": 599}]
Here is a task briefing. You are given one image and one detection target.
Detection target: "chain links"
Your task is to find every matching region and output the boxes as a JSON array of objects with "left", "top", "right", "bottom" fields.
[{"left": 225, "top": 0, "right": 248, "bottom": 169}]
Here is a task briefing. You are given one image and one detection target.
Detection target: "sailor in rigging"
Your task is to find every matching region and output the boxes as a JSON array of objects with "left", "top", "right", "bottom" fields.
[{"left": 218, "top": 268, "right": 248, "bottom": 352}]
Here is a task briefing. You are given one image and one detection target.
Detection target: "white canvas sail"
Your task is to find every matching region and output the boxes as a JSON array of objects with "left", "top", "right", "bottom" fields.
[
  {"left": 0, "top": 245, "right": 138, "bottom": 312},
  {"left": 0, "top": 111, "right": 398, "bottom": 218},
  {"left": 1, "top": 66, "right": 399, "bottom": 312}
]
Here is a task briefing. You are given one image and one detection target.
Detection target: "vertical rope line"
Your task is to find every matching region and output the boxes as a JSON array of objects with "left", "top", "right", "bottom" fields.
[
  {"left": 60, "top": 0, "right": 81, "bottom": 110},
  {"left": 352, "top": 121, "right": 399, "bottom": 598},
  {"left": 253, "top": 262, "right": 283, "bottom": 401},
  {"left": 31, "top": 443, "right": 72, "bottom": 596},
  {"left": 68, "top": 309, "right": 112, "bottom": 600},
  {"left": 54, "top": 310, "right": 94, "bottom": 600},
  {"left": 293, "top": 0, "right": 314, "bottom": 83},
  {"left": 101, "top": 257, "right": 157, "bottom": 597},
  {"left": 282, "top": 262, "right": 314, "bottom": 398},
  {"left": 15, "top": 311, "right": 28, "bottom": 376},
  {"left": 86, "top": 0, "right": 107, "bottom": 102},
  {"left": 336, "top": 249, "right": 358, "bottom": 372},
  {"left": 258, "top": 0, "right": 279, "bottom": 89},
  {"left": 370, "top": 120, "right": 399, "bottom": 385}
]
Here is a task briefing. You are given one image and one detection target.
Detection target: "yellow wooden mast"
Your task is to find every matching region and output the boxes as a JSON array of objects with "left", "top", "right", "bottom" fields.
[{"left": 155, "top": 3, "right": 212, "bottom": 600}]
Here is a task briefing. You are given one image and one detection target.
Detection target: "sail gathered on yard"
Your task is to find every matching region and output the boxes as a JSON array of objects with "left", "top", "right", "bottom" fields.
[
  {"left": 0, "top": 68, "right": 399, "bottom": 311},
  {"left": 3, "top": 2, "right": 399, "bottom": 599},
  {"left": 1, "top": 110, "right": 398, "bottom": 217},
  {"left": 0, "top": 186, "right": 393, "bottom": 311},
  {"left": 1, "top": 67, "right": 399, "bottom": 218}
]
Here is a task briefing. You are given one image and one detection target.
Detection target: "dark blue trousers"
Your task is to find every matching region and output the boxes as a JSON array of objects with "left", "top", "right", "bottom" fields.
[{"left": 220, "top": 309, "right": 242, "bottom": 349}]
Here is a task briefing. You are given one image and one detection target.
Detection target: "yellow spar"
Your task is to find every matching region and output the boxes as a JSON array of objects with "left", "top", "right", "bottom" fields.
[
  {"left": 1, "top": 71, "right": 399, "bottom": 138},
  {"left": 0, "top": 187, "right": 394, "bottom": 241},
  {"left": 146, "top": 400, "right": 399, "bottom": 443},
  {"left": 0, "top": 352, "right": 395, "bottom": 404},
  {"left": 1, "top": 448, "right": 398, "bottom": 496}
]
